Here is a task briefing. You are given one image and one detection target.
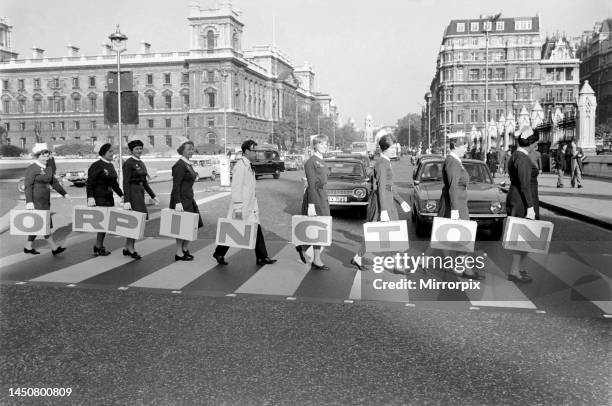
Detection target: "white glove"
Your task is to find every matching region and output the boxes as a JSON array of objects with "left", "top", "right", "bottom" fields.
[
  {"left": 526, "top": 207, "right": 536, "bottom": 220},
  {"left": 175, "top": 203, "right": 184, "bottom": 212},
  {"left": 152, "top": 197, "right": 160, "bottom": 205},
  {"left": 450, "top": 210, "right": 460, "bottom": 220},
  {"left": 400, "top": 201, "right": 411, "bottom": 213},
  {"left": 380, "top": 210, "right": 390, "bottom": 222},
  {"left": 63, "top": 194, "right": 71, "bottom": 200},
  {"left": 307, "top": 204, "right": 317, "bottom": 217},
  {"left": 87, "top": 198, "right": 96, "bottom": 207},
  {"left": 25, "top": 202, "right": 35, "bottom": 210},
  {"left": 123, "top": 202, "right": 132, "bottom": 210},
  {"left": 114, "top": 196, "right": 123, "bottom": 205}
]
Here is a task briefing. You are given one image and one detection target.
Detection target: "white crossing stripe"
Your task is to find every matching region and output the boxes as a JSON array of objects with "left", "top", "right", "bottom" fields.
[
  {"left": 128, "top": 244, "right": 236, "bottom": 290},
  {"left": 235, "top": 245, "right": 310, "bottom": 296},
  {"left": 30, "top": 238, "right": 172, "bottom": 283},
  {"left": 348, "top": 270, "right": 362, "bottom": 300}
]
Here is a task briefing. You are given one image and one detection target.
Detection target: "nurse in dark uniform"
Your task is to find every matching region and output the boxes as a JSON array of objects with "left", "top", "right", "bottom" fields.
[
  {"left": 350, "top": 134, "right": 411, "bottom": 271},
  {"left": 86, "top": 143, "right": 124, "bottom": 256},
  {"left": 23, "top": 143, "right": 70, "bottom": 255},
  {"left": 122, "top": 139, "right": 159, "bottom": 259},
  {"left": 296, "top": 135, "right": 330, "bottom": 270},
  {"left": 170, "top": 139, "right": 203, "bottom": 261},
  {"left": 506, "top": 125, "right": 540, "bottom": 283}
]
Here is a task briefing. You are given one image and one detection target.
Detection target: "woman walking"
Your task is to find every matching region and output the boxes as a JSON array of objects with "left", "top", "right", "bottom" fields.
[
  {"left": 122, "top": 139, "right": 159, "bottom": 259},
  {"left": 23, "top": 143, "right": 69, "bottom": 255},
  {"left": 170, "top": 139, "right": 203, "bottom": 261},
  {"left": 86, "top": 143, "right": 123, "bottom": 256},
  {"left": 350, "top": 134, "right": 410, "bottom": 271},
  {"left": 506, "top": 125, "right": 540, "bottom": 283},
  {"left": 296, "top": 135, "right": 330, "bottom": 270}
]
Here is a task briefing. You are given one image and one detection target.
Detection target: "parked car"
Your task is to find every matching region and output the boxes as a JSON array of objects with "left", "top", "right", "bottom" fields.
[
  {"left": 284, "top": 154, "right": 305, "bottom": 171},
  {"left": 415, "top": 154, "right": 443, "bottom": 168},
  {"left": 62, "top": 170, "right": 87, "bottom": 187},
  {"left": 410, "top": 158, "right": 507, "bottom": 239},
  {"left": 324, "top": 153, "right": 372, "bottom": 176},
  {"left": 230, "top": 149, "right": 285, "bottom": 179},
  {"left": 193, "top": 158, "right": 217, "bottom": 181},
  {"left": 324, "top": 158, "right": 372, "bottom": 218}
]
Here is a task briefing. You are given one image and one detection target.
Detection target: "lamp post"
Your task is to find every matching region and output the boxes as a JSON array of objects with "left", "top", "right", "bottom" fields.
[
  {"left": 482, "top": 13, "right": 501, "bottom": 161},
  {"left": 221, "top": 70, "right": 228, "bottom": 155},
  {"left": 109, "top": 25, "right": 127, "bottom": 186},
  {"left": 425, "top": 91, "right": 432, "bottom": 153}
]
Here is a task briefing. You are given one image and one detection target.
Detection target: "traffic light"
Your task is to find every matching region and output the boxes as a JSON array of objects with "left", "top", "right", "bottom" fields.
[{"left": 104, "top": 91, "right": 139, "bottom": 125}]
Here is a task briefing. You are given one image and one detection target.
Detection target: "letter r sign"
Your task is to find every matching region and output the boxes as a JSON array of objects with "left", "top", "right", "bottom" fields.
[{"left": 363, "top": 220, "right": 409, "bottom": 253}]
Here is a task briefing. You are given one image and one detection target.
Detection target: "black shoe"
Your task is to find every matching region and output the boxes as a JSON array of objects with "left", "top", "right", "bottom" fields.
[
  {"left": 508, "top": 271, "right": 532, "bottom": 283},
  {"left": 175, "top": 254, "right": 193, "bottom": 261},
  {"left": 123, "top": 249, "right": 141, "bottom": 260},
  {"left": 557, "top": 184, "right": 563, "bottom": 188},
  {"left": 311, "top": 262, "right": 330, "bottom": 270},
  {"left": 350, "top": 258, "right": 368, "bottom": 271},
  {"left": 52, "top": 246, "right": 66, "bottom": 256},
  {"left": 213, "top": 253, "right": 228, "bottom": 265},
  {"left": 183, "top": 250, "right": 194, "bottom": 259},
  {"left": 24, "top": 248, "right": 40, "bottom": 255},
  {"left": 256, "top": 257, "right": 277, "bottom": 265},
  {"left": 122, "top": 249, "right": 131, "bottom": 257},
  {"left": 577, "top": 185, "right": 583, "bottom": 189},
  {"left": 94, "top": 246, "right": 111, "bottom": 256},
  {"left": 296, "top": 246, "right": 307, "bottom": 264},
  {"left": 461, "top": 271, "right": 485, "bottom": 280}
]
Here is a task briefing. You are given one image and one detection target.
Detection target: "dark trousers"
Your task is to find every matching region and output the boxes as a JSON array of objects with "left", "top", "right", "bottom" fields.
[{"left": 214, "top": 224, "right": 269, "bottom": 260}]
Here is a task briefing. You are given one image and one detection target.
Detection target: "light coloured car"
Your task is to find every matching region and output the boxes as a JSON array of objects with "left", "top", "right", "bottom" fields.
[{"left": 193, "top": 159, "right": 217, "bottom": 181}]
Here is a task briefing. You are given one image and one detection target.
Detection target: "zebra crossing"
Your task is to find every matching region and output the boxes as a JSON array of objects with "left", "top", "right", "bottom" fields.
[{"left": 1, "top": 231, "right": 611, "bottom": 319}]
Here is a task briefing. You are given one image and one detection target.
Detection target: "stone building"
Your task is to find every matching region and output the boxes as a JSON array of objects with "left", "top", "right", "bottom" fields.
[{"left": 0, "top": 2, "right": 336, "bottom": 153}]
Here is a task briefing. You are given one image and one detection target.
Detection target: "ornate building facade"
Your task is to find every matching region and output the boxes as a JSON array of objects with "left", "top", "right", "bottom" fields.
[{"left": 0, "top": 2, "right": 336, "bottom": 153}]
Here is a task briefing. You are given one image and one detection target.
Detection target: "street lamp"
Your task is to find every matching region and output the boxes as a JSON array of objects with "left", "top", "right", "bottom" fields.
[
  {"left": 221, "top": 70, "right": 228, "bottom": 155},
  {"left": 482, "top": 13, "right": 501, "bottom": 161},
  {"left": 109, "top": 25, "right": 127, "bottom": 186},
  {"left": 425, "top": 91, "right": 432, "bottom": 153}
]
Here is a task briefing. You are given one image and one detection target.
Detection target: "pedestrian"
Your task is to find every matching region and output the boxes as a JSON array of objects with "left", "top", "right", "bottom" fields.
[
  {"left": 486, "top": 148, "right": 498, "bottom": 176},
  {"left": 528, "top": 147, "right": 542, "bottom": 175},
  {"left": 170, "top": 138, "right": 203, "bottom": 261},
  {"left": 504, "top": 148, "right": 512, "bottom": 175},
  {"left": 506, "top": 125, "right": 540, "bottom": 283},
  {"left": 86, "top": 142, "right": 124, "bottom": 256},
  {"left": 556, "top": 144, "right": 568, "bottom": 188},
  {"left": 497, "top": 148, "right": 505, "bottom": 175},
  {"left": 23, "top": 143, "right": 70, "bottom": 255},
  {"left": 350, "top": 134, "right": 411, "bottom": 271},
  {"left": 570, "top": 141, "right": 584, "bottom": 188},
  {"left": 122, "top": 139, "right": 159, "bottom": 259},
  {"left": 213, "top": 140, "right": 277, "bottom": 266},
  {"left": 296, "top": 135, "right": 330, "bottom": 270},
  {"left": 437, "top": 136, "right": 484, "bottom": 280}
]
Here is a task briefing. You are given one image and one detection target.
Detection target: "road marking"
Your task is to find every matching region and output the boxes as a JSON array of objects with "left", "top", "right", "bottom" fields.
[
  {"left": 536, "top": 310, "right": 546, "bottom": 314},
  {"left": 348, "top": 269, "right": 362, "bottom": 300},
  {"left": 30, "top": 238, "right": 172, "bottom": 283},
  {"left": 195, "top": 192, "right": 230, "bottom": 205},
  {"left": 171, "top": 290, "right": 182, "bottom": 294},
  {"left": 286, "top": 296, "right": 296, "bottom": 301},
  {"left": 344, "top": 299, "right": 354, "bottom": 304},
  {"left": 15, "top": 281, "right": 26, "bottom": 285},
  {"left": 405, "top": 303, "right": 416, "bottom": 307},
  {"left": 469, "top": 306, "right": 480, "bottom": 310},
  {"left": 66, "top": 284, "right": 76, "bottom": 287},
  {"left": 603, "top": 314, "right": 612, "bottom": 319},
  {"left": 234, "top": 245, "right": 310, "bottom": 296},
  {"left": 225, "top": 293, "right": 236, "bottom": 297},
  {"left": 118, "top": 286, "right": 129, "bottom": 290}
]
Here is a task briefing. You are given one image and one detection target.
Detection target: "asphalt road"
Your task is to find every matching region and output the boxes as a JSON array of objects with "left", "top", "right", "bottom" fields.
[{"left": 1, "top": 158, "right": 611, "bottom": 405}]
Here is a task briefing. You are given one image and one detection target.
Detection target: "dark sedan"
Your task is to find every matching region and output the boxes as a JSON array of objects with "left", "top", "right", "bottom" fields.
[
  {"left": 324, "top": 158, "right": 372, "bottom": 218},
  {"left": 410, "top": 158, "right": 507, "bottom": 239}
]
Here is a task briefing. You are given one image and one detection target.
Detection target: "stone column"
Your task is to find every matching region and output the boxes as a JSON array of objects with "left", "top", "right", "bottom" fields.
[{"left": 577, "top": 80, "right": 597, "bottom": 156}]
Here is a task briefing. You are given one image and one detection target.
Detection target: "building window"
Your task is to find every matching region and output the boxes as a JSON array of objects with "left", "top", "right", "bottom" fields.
[
  {"left": 60, "top": 121, "right": 65, "bottom": 130},
  {"left": 2, "top": 80, "right": 9, "bottom": 90},
  {"left": 165, "top": 118, "right": 171, "bottom": 128},
  {"left": 515, "top": 20, "right": 532, "bottom": 30},
  {"left": 50, "top": 122, "right": 55, "bottom": 130},
  {"left": 147, "top": 74, "right": 153, "bottom": 85},
  {"left": 53, "top": 78, "right": 60, "bottom": 88},
  {"left": 556, "top": 89, "right": 563, "bottom": 102},
  {"left": 89, "top": 76, "right": 96, "bottom": 87},
  {"left": 19, "top": 138, "right": 26, "bottom": 148},
  {"left": 207, "top": 70, "right": 215, "bottom": 82},
  {"left": 495, "top": 109, "right": 504, "bottom": 121},
  {"left": 147, "top": 94, "right": 154, "bottom": 109},
  {"left": 72, "top": 95, "right": 81, "bottom": 112},
  {"left": 494, "top": 68, "right": 505, "bottom": 80},
  {"left": 555, "top": 68, "right": 562, "bottom": 81},
  {"left": 165, "top": 135, "right": 172, "bottom": 147},
  {"left": 208, "top": 132, "right": 216, "bottom": 144},
  {"left": 456, "top": 23, "right": 465, "bottom": 32},
  {"left": 33, "top": 97, "right": 42, "bottom": 113},
  {"left": 2, "top": 99, "right": 8, "bottom": 113},
  {"left": 182, "top": 73, "right": 189, "bottom": 84},
  {"left": 456, "top": 69, "right": 463, "bottom": 81},
  {"left": 164, "top": 73, "right": 171, "bottom": 85},
  {"left": 470, "top": 22, "right": 479, "bottom": 32},
  {"left": 566, "top": 89, "right": 574, "bottom": 102},
  {"left": 165, "top": 95, "right": 172, "bottom": 109},
  {"left": 455, "top": 89, "right": 465, "bottom": 102},
  {"left": 470, "top": 109, "right": 479, "bottom": 123},
  {"left": 182, "top": 94, "right": 189, "bottom": 108},
  {"left": 18, "top": 99, "right": 26, "bottom": 113},
  {"left": 148, "top": 136, "right": 155, "bottom": 146},
  {"left": 470, "top": 89, "right": 479, "bottom": 101},
  {"left": 496, "top": 21, "right": 504, "bottom": 31},
  {"left": 519, "top": 88, "right": 530, "bottom": 100},
  {"left": 545, "top": 89, "right": 553, "bottom": 102},
  {"left": 52, "top": 97, "right": 65, "bottom": 112},
  {"left": 89, "top": 96, "right": 97, "bottom": 112},
  {"left": 74, "top": 121, "right": 80, "bottom": 130},
  {"left": 471, "top": 38, "right": 479, "bottom": 46},
  {"left": 91, "top": 120, "right": 97, "bottom": 129},
  {"left": 457, "top": 110, "right": 465, "bottom": 123},
  {"left": 19, "top": 121, "right": 26, "bottom": 131},
  {"left": 207, "top": 30, "right": 215, "bottom": 50},
  {"left": 33, "top": 78, "right": 40, "bottom": 89},
  {"left": 483, "top": 21, "right": 492, "bottom": 31},
  {"left": 469, "top": 69, "right": 479, "bottom": 81},
  {"left": 495, "top": 88, "right": 505, "bottom": 101},
  {"left": 18, "top": 79, "right": 25, "bottom": 91},
  {"left": 207, "top": 117, "right": 215, "bottom": 127},
  {"left": 148, "top": 119, "right": 154, "bottom": 128},
  {"left": 486, "top": 89, "right": 492, "bottom": 101},
  {"left": 565, "top": 68, "right": 573, "bottom": 81},
  {"left": 207, "top": 92, "right": 215, "bottom": 108},
  {"left": 72, "top": 77, "right": 79, "bottom": 88},
  {"left": 518, "top": 67, "right": 527, "bottom": 79}
]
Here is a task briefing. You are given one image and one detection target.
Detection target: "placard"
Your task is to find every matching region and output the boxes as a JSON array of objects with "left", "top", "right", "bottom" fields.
[
  {"left": 215, "top": 218, "right": 257, "bottom": 249},
  {"left": 72, "top": 206, "right": 110, "bottom": 233},
  {"left": 363, "top": 220, "right": 409, "bottom": 253},
  {"left": 502, "top": 216, "right": 554, "bottom": 254},
  {"left": 10, "top": 210, "right": 51, "bottom": 236},
  {"left": 291, "top": 215, "right": 332, "bottom": 247},
  {"left": 430, "top": 217, "right": 478, "bottom": 253},
  {"left": 159, "top": 208, "right": 200, "bottom": 241},
  {"left": 106, "top": 208, "right": 147, "bottom": 240}
]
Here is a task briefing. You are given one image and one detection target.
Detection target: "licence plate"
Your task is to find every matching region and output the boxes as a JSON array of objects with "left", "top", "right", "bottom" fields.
[{"left": 329, "top": 196, "right": 347, "bottom": 203}]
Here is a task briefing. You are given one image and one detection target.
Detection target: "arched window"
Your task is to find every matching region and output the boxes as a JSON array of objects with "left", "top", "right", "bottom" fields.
[
  {"left": 17, "top": 95, "right": 26, "bottom": 113},
  {"left": 205, "top": 88, "right": 216, "bottom": 108},
  {"left": 71, "top": 93, "right": 81, "bottom": 112},
  {"left": 207, "top": 132, "right": 216, "bottom": 144},
  {"left": 232, "top": 31, "right": 239, "bottom": 50},
  {"left": 207, "top": 30, "right": 215, "bottom": 50},
  {"left": 33, "top": 94, "right": 42, "bottom": 113},
  {"left": 88, "top": 93, "right": 97, "bottom": 112}
]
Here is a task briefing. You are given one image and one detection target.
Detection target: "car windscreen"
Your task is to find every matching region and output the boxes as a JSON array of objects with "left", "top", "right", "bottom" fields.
[
  {"left": 419, "top": 162, "right": 443, "bottom": 182},
  {"left": 463, "top": 162, "right": 493, "bottom": 184},
  {"left": 325, "top": 161, "right": 364, "bottom": 178}
]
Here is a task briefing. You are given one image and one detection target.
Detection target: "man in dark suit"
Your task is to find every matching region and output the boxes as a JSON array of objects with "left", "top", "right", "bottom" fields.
[
  {"left": 556, "top": 144, "right": 568, "bottom": 188},
  {"left": 570, "top": 141, "right": 584, "bottom": 188}
]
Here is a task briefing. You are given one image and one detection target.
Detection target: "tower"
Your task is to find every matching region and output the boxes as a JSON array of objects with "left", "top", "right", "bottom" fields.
[
  {"left": 364, "top": 114, "right": 374, "bottom": 143},
  {"left": 188, "top": 1, "right": 244, "bottom": 55},
  {"left": 0, "top": 18, "right": 18, "bottom": 62}
]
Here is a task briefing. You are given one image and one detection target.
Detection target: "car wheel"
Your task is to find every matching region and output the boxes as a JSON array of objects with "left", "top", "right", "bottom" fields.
[
  {"left": 273, "top": 170, "right": 280, "bottom": 179},
  {"left": 210, "top": 172, "right": 216, "bottom": 181},
  {"left": 415, "top": 215, "right": 429, "bottom": 237},
  {"left": 490, "top": 223, "right": 504, "bottom": 240}
]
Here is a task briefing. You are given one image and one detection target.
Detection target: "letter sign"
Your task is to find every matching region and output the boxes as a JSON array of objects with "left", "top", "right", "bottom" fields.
[
  {"left": 502, "top": 216, "right": 554, "bottom": 254},
  {"left": 363, "top": 220, "right": 409, "bottom": 253},
  {"left": 107, "top": 208, "right": 147, "bottom": 240},
  {"left": 72, "top": 206, "right": 109, "bottom": 233},
  {"left": 159, "top": 208, "right": 200, "bottom": 241},
  {"left": 10, "top": 210, "right": 51, "bottom": 236},
  {"left": 291, "top": 215, "right": 332, "bottom": 246},
  {"left": 430, "top": 217, "right": 477, "bottom": 253},
  {"left": 215, "top": 218, "right": 257, "bottom": 249}
]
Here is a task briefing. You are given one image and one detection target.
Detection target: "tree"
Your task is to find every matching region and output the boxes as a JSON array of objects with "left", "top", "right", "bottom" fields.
[
  {"left": 54, "top": 144, "right": 94, "bottom": 156},
  {"left": 394, "top": 113, "right": 422, "bottom": 149},
  {"left": 0, "top": 144, "right": 25, "bottom": 157}
]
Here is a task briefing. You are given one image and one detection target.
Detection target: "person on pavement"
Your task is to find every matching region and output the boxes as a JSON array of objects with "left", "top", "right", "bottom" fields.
[
  {"left": 122, "top": 139, "right": 159, "bottom": 259},
  {"left": 296, "top": 135, "right": 330, "bottom": 270},
  {"left": 350, "top": 134, "right": 411, "bottom": 271},
  {"left": 506, "top": 125, "right": 540, "bottom": 283},
  {"left": 528, "top": 147, "right": 542, "bottom": 175},
  {"left": 556, "top": 144, "right": 568, "bottom": 188},
  {"left": 23, "top": 143, "right": 70, "bottom": 255},
  {"left": 213, "top": 140, "right": 277, "bottom": 266},
  {"left": 170, "top": 138, "right": 203, "bottom": 261},
  {"left": 86, "top": 142, "right": 124, "bottom": 256},
  {"left": 570, "top": 141, "right": 584, "bottom": 188}
]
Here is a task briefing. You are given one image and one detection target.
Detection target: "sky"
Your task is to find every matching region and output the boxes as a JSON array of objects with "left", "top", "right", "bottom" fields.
[{"left": 3, "top": 0, "right": 611, "bottom": 127}]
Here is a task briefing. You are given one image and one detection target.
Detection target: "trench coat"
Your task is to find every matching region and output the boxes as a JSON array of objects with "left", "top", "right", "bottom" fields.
[
  {"left": 506, "top": 150, "right": 540, "bottom": 219},
  {"left": 227, "top": 156, "right": 259, "bottom": 223},
  {"left": 437, "top": 155, "right": 469, "bottom": 220},
  {"left": 366, "top": 157, "right": 403, "bottom": 222}
]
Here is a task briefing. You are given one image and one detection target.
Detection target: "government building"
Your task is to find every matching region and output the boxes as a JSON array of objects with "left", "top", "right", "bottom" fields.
[{"left": 0, "top": 2, "right": 337, "bottom": 153}]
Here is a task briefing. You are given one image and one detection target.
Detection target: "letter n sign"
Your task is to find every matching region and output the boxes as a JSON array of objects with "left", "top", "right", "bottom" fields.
[
  {"left": 215, "top": 218, "right": 257, "bottom": 249},
  {"left": 291, "top": 215, "right": 332, "bottom": 246},
  {"left": 10, "top": 210, "right": 51, "bottom": 236},
  {"left": 430, "top": 217, "right": 477, "bottom": 253},
  {"left": 363, "top": 220, "right": 409, "bottom": 253},
  {"left": 502, "top": 216, "right": 554, "bottom": 254}
]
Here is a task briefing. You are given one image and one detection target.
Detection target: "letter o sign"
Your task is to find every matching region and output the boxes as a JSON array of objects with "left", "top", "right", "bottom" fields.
[{"left": 14, "top": 212, "right": 43, "bottom": 233}]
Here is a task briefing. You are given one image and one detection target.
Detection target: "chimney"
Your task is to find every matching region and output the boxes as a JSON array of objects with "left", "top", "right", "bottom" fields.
[
  {"left": 31, "top": 46, "right": 44, "bottom": 59},
  {"left": 140, "top": 41, "right": 151, "bottom": 54},
  {"left": 67, "top": 44, "right": 79, "bottom": 57},
  {"left": 101, "top": 43, "right": 113, "bottom": 56}
]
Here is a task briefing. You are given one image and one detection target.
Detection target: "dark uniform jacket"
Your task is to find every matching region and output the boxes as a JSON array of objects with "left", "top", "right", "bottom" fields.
[
  {"left": 506, "top": 150, "right": 540, "bottom": 219},
  {"left": 122, "top": 156, "right": 156, "bottom": 214},
  {"left": 367, "top": 156, "right": 402, "bottom": 222},
  {"left": 437, "top": 154, "right": 469, "bottom": 220},
  {"left": 170, "top": 158, "right": 203, "bottom": 228},
  {"left": 86, "top": 159, "right": 123, "bottom": 207},
  {"left": 301, "top": 154, "right": 330, "bottom": 216},
  {"left": 24, "top": 162, "right": 67, "bottom": 210}
]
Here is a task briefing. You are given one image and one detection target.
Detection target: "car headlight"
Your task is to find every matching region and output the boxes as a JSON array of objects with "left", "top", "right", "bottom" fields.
[
  {"left": 424, "top": 200, "right": 437, "bottom": 212},
  {"left": 78, "top": 172, "right": 85, "bottom": 177},
  {"left": 353, "top": 188, "right": 366, "bottom": 198},
  {"left": 490, "top": 201, "right": 503, "bottom": 214}
]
